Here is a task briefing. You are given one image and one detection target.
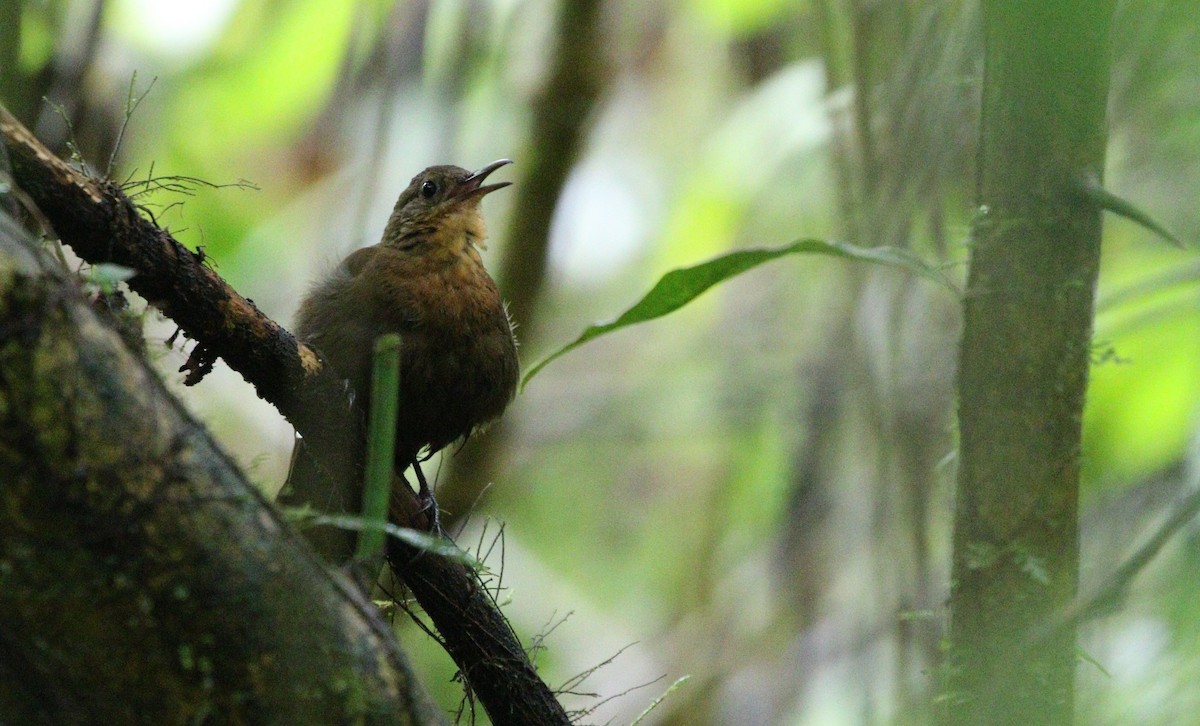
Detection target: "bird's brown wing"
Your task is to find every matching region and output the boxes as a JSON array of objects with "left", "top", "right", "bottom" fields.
[
  {"left": 283, "top": 245, "right": 398, "bottom": 552},
  {"left": 296, "top": 246, "right": 414, "bottom": 398},
  {"left": 278, "top": 436, "right": 359, "bottom": 558}
]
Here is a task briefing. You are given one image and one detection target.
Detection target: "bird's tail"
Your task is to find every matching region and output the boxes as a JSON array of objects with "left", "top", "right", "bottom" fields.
[{"left": 278, "top": 435, "right": 360, "bottom": 561}]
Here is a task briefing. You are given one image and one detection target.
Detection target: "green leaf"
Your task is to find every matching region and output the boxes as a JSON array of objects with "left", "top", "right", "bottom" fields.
[
  {"left": 520, "top": 239, "right": 956, "bottom": 389},
  {"left": 296, "top": 512, "right": 482, "bottom": 569}
]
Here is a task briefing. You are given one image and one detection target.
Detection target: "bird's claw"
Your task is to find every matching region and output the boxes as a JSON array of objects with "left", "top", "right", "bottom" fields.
[{"left": 412, "top": 461, "right": 443, "bottom": 536}]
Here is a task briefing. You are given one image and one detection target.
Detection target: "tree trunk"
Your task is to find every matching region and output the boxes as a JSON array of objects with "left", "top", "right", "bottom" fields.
[
  {"left": 942, "top": 1, "right": 1115, "bottom": 723},
  {"left": 0, "top": 219, "right": 445, "bottom": 724}
]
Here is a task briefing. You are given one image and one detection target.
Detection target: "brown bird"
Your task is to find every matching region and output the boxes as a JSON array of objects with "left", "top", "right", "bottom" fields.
[{"left": 286, "top": 160, "right": 519, "bottom": 533}]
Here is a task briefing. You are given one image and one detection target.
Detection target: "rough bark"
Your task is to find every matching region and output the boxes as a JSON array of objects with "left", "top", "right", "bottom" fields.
[
  {"left": 1, "top": 107, "right": 570, "bottom": 726},
  {"left": 387, "top": 495, "right": 571, "bottom": 725},
  {"left": 942, "top": 1, "right": 1114, "bottom": 723},
  {"left": 0, "top": 218, "right": 444, "bottom": 725}
]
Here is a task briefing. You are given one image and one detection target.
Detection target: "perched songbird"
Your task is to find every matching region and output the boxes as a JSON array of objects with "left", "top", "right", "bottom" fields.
[{"left": 286, "top": 160, "right": 519, "bottom": 532}]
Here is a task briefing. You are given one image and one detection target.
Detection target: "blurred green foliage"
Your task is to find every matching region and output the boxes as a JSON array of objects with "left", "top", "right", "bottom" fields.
[{"left": 4, "top": 0, "right": 1200, "bottom": 723}]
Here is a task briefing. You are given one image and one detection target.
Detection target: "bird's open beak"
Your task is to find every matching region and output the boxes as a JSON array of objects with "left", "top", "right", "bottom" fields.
[{"left": 454, "top": 159, "right": 513, "bottom": 200}]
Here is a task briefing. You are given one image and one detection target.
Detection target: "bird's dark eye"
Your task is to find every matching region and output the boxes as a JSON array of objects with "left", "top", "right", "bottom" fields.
[{"left": 420, "top": 180, "right": 438, "bottom": 199}]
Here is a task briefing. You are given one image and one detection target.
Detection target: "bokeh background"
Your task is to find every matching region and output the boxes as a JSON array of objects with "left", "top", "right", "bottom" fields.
[{"left": 3, "top": 1, "right": 1199, "bottom": 723}]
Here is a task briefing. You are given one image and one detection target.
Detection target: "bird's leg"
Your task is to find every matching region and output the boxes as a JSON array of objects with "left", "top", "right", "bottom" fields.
[{"left": 411, "top": 460, "right": 442, "bottom": 535}]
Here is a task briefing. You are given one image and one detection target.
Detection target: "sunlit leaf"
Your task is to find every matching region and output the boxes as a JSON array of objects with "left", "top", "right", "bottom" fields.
[
  {"left": 521, "top": 238, "right": 957, "bottom": 389},
  {"left": 169, "top": 0, "right": 357, "bottom": 142},
  {"left": 1084, "top": 312, "right": 1200, "bottom": 485}
]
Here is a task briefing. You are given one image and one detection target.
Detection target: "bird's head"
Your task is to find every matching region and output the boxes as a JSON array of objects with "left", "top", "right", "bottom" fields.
[{"left": 382, "top": 159, "right": 512, "bottom": 253}]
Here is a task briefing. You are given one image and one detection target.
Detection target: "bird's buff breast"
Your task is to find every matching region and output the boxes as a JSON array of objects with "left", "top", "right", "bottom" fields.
[{"left": 386, "top": 253, "right": 517, "bottom": 447}]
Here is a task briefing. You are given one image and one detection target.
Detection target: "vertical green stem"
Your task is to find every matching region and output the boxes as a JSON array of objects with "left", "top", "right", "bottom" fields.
[
  {"left": 942, "top": 1, "right": 1115, "bottom": 723},
  {"left": 356, "top": 333, "right": 401, "bottom": 561}
]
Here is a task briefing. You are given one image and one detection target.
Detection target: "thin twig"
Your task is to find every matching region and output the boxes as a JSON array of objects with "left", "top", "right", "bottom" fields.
[{"left": 107, "top": 73, "right": 157, "bottom": 177}]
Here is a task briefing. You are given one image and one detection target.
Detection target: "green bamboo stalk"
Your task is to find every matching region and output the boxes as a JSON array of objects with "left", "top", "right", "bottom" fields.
[
  {"left": 941, "top": 1, "right": 1115, "bottom": 722},
  {"left": 356, "top": 333, "right": 401, "bottom": 561}
]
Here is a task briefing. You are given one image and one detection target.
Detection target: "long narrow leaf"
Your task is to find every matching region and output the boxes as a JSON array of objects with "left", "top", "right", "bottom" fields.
[
  {"left": 297, "top": 512, "right": 482, "bottom": 569},
  {"left": 521, "top": 238, "right": 955, "bottom": 389}
]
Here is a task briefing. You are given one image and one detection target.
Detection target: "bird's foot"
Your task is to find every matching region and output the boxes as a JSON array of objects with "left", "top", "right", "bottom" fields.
[{"left": 411, "top": 461, "right": 443, "bottom": 536}]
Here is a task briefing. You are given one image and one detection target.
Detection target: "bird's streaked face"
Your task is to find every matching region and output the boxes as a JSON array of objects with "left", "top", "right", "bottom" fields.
[{"left": 383, "top": 160, "right": 512, "bottom": 253}]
